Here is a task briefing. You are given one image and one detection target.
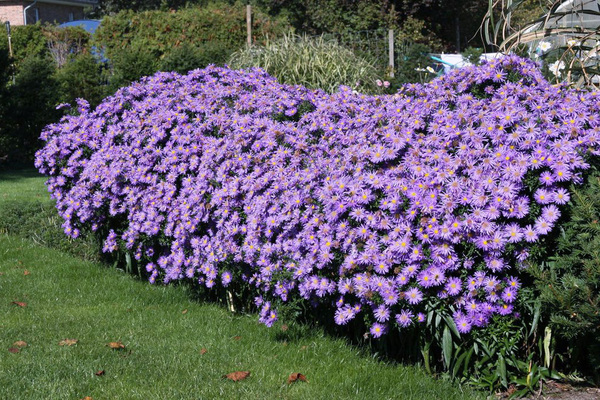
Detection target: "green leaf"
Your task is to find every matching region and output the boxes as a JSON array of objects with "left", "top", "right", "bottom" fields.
[
  {"left": 529, "top": 300, "right": 541, "bottom": 337},
  {"left": 498, "top": 354, "right": 508, "bottom": 388},
  {"left": 442, "top": 326, "right": 453, "bottom": 369}
]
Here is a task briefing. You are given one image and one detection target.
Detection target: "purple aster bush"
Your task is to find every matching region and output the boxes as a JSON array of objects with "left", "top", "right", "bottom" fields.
[{"left": 35, "top": 56, "right": 600, "bottom": 337}]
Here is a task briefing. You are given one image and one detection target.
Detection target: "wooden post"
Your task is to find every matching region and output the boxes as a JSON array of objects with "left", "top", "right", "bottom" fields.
[
  {"left": 388, "top": 29, "right": 395, "bottom": 78},
  {"left": 246, "top": 4, "right": 252, "bottom": 46}
]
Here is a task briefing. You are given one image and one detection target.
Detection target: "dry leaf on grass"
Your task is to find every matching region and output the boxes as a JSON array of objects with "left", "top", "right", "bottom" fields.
[
  {"left": 232, "top": 335, "right": 242, "bottom": 341},
  {"left": 80, "top": 397, "right": 93, "bottom": 400},
  {"left": 23, "top": 270, "right": 30, "bottom": 276},
  {"left": 107, "top": 341, "right": 125, "bottom": 350},
  {"left": 59, "top": 339, "right": 78, "bottom": 346},
  {"left": 13, "top": 341, "right": 28, "bottom": 348},
  {"left": 11, "top": 301, "right": 27, "bottom": 307},
  {"left": 200, "top": 348, "right": 208, "bottom": 355},
  {"left": 182, "top": 309, "right": 188, "bottom": 314},
  {"left": 8, "top": 347, "right": 20, "bottom": 354},
  {"left": 95, "top": 370, "right": 105, "bottom": 376},
  {"left": 223, "top": 371, "right": 250, "bottom": 382},
  {"left": 287, "top": 373, "right": 308, "bottom": 384}
]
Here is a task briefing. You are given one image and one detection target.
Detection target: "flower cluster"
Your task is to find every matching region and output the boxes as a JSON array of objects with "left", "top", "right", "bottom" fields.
[{"left": 35, "top": 56, "right": 600, "bottom": 335}]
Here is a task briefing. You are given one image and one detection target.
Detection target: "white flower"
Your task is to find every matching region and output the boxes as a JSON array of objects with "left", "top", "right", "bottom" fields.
[
  {"left": 538, "top": 41, "right": 552, "bottom": 53},
  {"left": 567, "top": 39, "right": 579, "bottom": 47},
  {"left": 549, "top": 60, "right": 565, "bottom": 77},
  {"left": 426, "top": 66, "right": 435, "bottom": 74}
]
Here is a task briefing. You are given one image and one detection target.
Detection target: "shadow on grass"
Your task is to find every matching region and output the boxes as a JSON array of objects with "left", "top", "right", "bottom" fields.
[{"left": 0, "top": 168, "right": 42, "bottom": 181}]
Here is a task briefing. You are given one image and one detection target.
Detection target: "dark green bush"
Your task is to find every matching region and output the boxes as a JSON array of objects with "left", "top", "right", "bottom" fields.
[
  {"left": 159, "top": 41, "right": 230, "bottom": 74},
  {"left": 55, "top": 53, "right": 110, "bottom": 109},
  {"left": 526, "top": 162, "right": 600, "bottom": 382},
  {"left": 1, "top": 55, "right": 61, "bottom": 165}
]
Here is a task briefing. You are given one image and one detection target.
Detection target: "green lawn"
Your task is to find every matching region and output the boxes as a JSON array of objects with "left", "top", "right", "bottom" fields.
[{"left": 0, "top": 170, "right": 485, "bottom": 399}]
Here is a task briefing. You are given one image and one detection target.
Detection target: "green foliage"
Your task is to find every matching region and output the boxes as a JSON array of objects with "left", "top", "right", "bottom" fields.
[
  {"left": 0, "top": 23, "right": 48, "bottom": 67},
  {"left": 107, "top": 43, "right": 159, "bottom": 89},
  {"left": 43, "top": 25, "right": 91, "bottom": 68},
  {"left": 94, "top": 2, "right": 289, "bottom": 74},
  {"left": 0, "top": 55, "right": 61, "bottom": 165},
  {"left": 159, "top": 41, "right": 230, "bottom": 74},
  {"left": 396, "top": 16, "right": 443, "bottom": 53},
  {"left": 527, "top": 163, "right": 600, "bottom": 381},
  {"left": 394, "top": 43, "right": 436, "bottom": 84},
  {"left": 228, "top": 33, "right": 382, "bottom": 93},
  {"left": 462, "top": 47, "right": 484, "bottom": 65},
  {"left": 55, "top": 53, "right": 110, "bottom": 109}
]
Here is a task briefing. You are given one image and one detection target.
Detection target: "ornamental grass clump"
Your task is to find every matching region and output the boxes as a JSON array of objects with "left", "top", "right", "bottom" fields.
[{"left": 35, "top": 56, "right": 600, "bottom": 336}]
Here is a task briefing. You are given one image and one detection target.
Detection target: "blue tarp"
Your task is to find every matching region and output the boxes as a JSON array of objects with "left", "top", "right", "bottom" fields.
[{"left": 58, "top": 20, "right": 101, "bottom": 34}]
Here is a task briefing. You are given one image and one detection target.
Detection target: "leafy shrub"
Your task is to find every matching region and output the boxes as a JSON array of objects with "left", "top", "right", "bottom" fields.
[
  {"left": 526, "top": 162, "right": 600, "bottom": 381},
  {"left": 55, "top": 53, "right": 110, "bottom": 109},
  {"left": 94, "top": 2, "right": 289, "bottom": 69},
  {"left": 228, "top": 33, "right": 381, "bottom": 93},
  {"left": 159, "top": 41, "right": 230, "bottom": 74},
  {"left": 35, "top": 57, "right": 600, "bottom": 341},
  {"left": 1, "top": 55, "right": 61, "bottom": 165},
  {"left": 0, "top": 23, "right": 47, "bottom": 67},
  {"left": 107, "top": 44, "right": 159, "bottom": 90}
]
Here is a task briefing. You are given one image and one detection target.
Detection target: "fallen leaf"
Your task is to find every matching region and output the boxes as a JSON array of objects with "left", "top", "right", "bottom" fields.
[
  {"left": 107, "top": 341, "right": 125, "bottom": 350},
  {"left": 223, "top": 371, "right": 250, "bottom": 382},
  {"left": 11, "top": 301, "right": 27, "bottom": 307},
  {"left": 8, "top": 347, "right": 20, "bottom": 354},
  {"left": 80, "top": 397, "right": 93, "bottom": 400},
  {"left": 300, "top": 345, "right": 308, "bottom": 350},
  {"left": 287, "top": 372, "right": 308, "bottom": 384},
  {"left": 59, "top": 339, "right": 78, "bottom": 346},
  {"left": 13, "top": 341, "right": 27, "bottom": 348},
  {"left": 95, "top": 370, "right": 105, "bottom": 376},
  {"left": 281, "top": 324, "right": 289, "bottom": 332},
  {"left": 23, "top": 270, "right": 30, "bottom": 276},
  {"left": 200, "top": 348, "right": 208, "bottom": 355},
  {"left": 181, "top": 309, "right": 188, "bottom": 314},
  {"left": 233, "top": 335, "right": 242, "bottom": 341}
]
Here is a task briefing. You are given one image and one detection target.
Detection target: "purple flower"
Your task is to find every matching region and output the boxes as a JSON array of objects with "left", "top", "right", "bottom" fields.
[
  {"left": 370, "top": 323, "right": 387, "bottom": 338},
  {"left": 34, "top": 57, "right": 600, "bottom": 337},
  {"left": 395, "top": 309, "right": 414, "bottom": 327},
  {"left": 455, "top": 313, "right": 472, "bottom": 334}
]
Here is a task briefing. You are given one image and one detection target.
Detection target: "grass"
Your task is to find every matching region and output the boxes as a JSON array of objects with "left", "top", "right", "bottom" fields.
[
  {"left": 0, "top": 170, "right": 486, "bottom": 399},
  {"left": 0, "top": 169, "right": 52, "bottom": 205}
]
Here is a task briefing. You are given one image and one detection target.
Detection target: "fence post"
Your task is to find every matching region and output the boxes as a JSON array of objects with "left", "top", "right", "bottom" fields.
[
  {"left": 388, "top": 29, "right": 395, "bottom": 78},
  {"left": 246, "top": 4, "right": 252, "bottom": 46}
]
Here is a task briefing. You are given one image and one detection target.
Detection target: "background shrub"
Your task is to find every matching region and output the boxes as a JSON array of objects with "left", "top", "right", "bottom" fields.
[
  {"left": 228, "top": 33, "right": 382, "bottom": 93},
  {"left": 93, "top": 2, "right": 289, "bottom": 71},
  {"left": 159, "top": 42, "right": 230, "bottom": 75}
]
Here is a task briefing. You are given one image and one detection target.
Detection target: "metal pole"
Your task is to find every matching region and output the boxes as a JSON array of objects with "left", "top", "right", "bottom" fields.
[
  {"left": 388, "top": 29, "right": 394, "bottom": 78},
  {"left": 5, "top": 21, "right": 12, "bottom": 58},
  {"left": 246, "top": 4, "right": 252, "bottom": 46},
  {"left": 7, "top": 36, "right": 12, "bottom": 59}
]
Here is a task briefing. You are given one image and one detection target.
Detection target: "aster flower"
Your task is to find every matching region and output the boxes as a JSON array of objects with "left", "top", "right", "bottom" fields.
[
  {"left": 395, "top": 309, "right": 414, "bottom": 327},
  {"left": 35, "top": 57, "right": 600, "bottom": 337},
  {"left": 370, "top": 323, "right": 387, "bottom": 338}
]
